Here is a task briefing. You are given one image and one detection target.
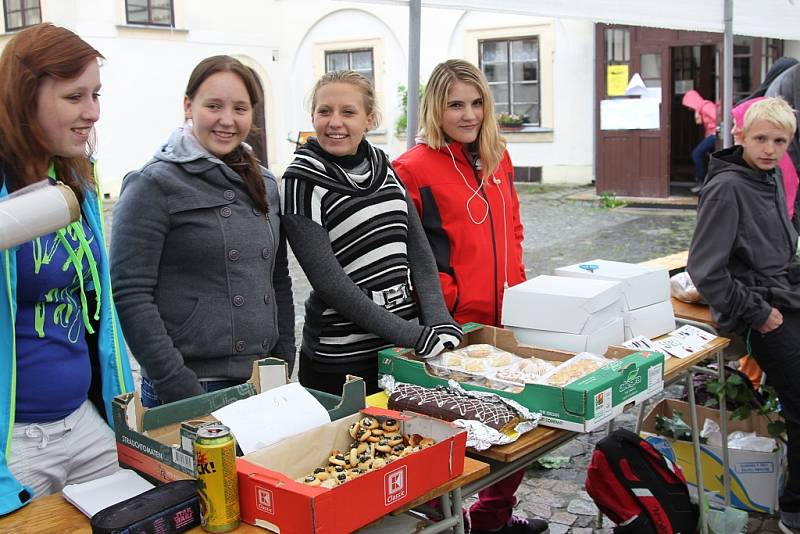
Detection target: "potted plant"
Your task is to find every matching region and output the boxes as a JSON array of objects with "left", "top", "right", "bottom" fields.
[{"left": 496, "top": 112, "right": 527, "bottom": 131}]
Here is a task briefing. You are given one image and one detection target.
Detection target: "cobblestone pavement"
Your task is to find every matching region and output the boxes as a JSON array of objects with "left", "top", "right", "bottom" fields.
[{"left": 104, "top": 184, "right": 776, "bottom": 533}]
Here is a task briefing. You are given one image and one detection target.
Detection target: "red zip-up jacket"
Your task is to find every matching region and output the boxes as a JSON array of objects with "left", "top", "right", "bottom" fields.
[{"left": 393, "top": 141, "right": 526, "bottom": 327}]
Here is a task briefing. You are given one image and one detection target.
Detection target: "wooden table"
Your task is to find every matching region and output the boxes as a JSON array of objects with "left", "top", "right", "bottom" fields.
[{"left": 0, "top": 458, "right": 489, "bottom": 534}]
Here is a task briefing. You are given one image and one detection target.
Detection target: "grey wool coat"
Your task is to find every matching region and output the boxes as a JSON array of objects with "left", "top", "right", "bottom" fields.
[{"left": 110, "top": 128, "right": 295, "bottom": 403}]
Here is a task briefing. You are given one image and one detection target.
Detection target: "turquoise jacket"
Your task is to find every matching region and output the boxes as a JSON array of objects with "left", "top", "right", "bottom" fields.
[{"left": 0, "top": 168, "right": 134, "bottom": 515}]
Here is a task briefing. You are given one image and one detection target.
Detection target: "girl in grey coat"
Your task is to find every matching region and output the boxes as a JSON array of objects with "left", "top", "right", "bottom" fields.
[{"left": 111, "top": 56, "right": 294, "bottom": 405}]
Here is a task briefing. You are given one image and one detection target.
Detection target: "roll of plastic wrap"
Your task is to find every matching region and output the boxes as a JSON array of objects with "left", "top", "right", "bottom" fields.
[{"left": 0, "top": 181, "right": 80, "bottom": 250}]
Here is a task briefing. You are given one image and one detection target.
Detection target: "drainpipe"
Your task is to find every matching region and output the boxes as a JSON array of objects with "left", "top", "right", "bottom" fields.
[
  {"left": 722, "top": 0, "right": 733, "bottom": 148},
  {"left": 407, "top": 0, "right": 421, "bottom": 150}
]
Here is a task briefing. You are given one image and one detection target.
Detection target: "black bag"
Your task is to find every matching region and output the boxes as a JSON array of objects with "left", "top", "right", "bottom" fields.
[
  {"left": 585, "top": 428, "right": 698, "bottom": 534},
  {"left": 91, "top": 479, "right": 199, "bottom": 534}
]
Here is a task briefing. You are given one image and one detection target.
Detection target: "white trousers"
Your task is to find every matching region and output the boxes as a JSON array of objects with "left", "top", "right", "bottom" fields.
[{"left": 8, "top": 399, "right": 120, "bottom": 498}]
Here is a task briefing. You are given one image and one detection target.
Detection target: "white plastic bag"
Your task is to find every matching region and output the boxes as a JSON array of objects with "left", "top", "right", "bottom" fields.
[{"left": 670, "top": 271, "right": 704, "bottom": 303}]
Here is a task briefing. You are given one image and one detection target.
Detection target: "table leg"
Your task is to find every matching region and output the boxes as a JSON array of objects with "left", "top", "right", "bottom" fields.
[
  {"left": 687, "top": 369, "right": 708, "bottom": 534},
  {"left": 415, "top": 489, "right": 464, "bottom": 534},
  {"left": 717, "top": 349, "right": 731, "bottom": 507},
  {"left": 452, "top": 487, "right": 465, "bottom": 534}
]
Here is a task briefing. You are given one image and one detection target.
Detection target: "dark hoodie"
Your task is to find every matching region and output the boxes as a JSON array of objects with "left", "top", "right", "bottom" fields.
[{"left": 687, "top": 146, "right": 800, "bottom": 332}]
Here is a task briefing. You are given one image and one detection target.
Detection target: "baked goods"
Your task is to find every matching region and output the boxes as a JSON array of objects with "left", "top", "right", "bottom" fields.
[
  {"left": 296, "top": 415, "right": 436, "bottom": 487},
  {"left": 462, "top": 344, "right": 493, "bottom": 358},
  {"left": 388, "top": 383, "right": 520, "bottom": 433},
  {"left": 464, "top": 357, "right": 489, "bottom": 373},
  {"left": 494, "top": 357, "right": 556, "bottom": 384},
  {"left": 441, "top": 352, "right": 465, "bottom": 367},
  {"left": 540, "top": 355, "right": 610, "bottom": 387}
]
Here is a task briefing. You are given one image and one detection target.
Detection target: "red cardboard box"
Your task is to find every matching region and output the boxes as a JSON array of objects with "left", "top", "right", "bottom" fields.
[{"left": 237, "top": 408, "right": 467, "bottom": 534}]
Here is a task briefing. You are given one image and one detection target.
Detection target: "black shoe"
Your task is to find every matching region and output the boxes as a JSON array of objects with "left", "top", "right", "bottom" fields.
[
  {"left": 780, "top": 520, "right": 800, "bottom": 534},
  {"left": 471, "top": 515, "right": 549, "bottom": 534}
]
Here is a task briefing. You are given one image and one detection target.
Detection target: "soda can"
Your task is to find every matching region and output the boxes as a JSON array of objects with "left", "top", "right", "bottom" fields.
[{"left": 195, "top": 423, "right": 240, "bottom": 532}]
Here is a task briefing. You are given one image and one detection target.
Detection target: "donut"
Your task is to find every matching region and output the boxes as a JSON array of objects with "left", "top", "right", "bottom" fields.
[
  {"left": 329, "top": 453, "right": 347, "bottom": 467},
  {"left": 349, "top": 448, "right": 358, "bottom": 467},
  {"left": 419, "top": 437, "right": 436, "bottom": 448},
  {"left": 301, "top": 475, "right": 321, "bottom": 486},
  {"left": 315, "top": 470, "right": 330, "bottom": 481},
  {"left": 348, "top": 422, "right": 361, "bottom": 440},
  {"left": 367, "top": 433, "right": 381, "bottom": 443},
  {"left": 370, "top": 428, "right": 384, "bottom": 437},
  {"left": 356, "top": 441, "right": 368, "bottom": 454},
  {"left": 375, "top": 440, "right": 392, "bottom": 453},
  {"left": 385, "top": 433, "right": 403, "bottom": 447},
  {"left": 356, "top": 427, "right": 372, "bottom": 442},
  {"left": 372, "top": 457, "right": 386, "bottom": 469},
  {"left": 359, "top": 416, "right": 379, "bottom": 430},
  {"left": 381, "top": 418, "right": 400, "bottom": 433}
]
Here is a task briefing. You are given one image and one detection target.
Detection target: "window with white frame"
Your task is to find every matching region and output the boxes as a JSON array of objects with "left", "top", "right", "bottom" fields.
[
  {"left": 3, "top": 0, "right": 40, "bottom": 31},
  {"left": 325, "top": 49, "right": 374, "bottom": 82},
  {"left": 480, "top": 37, "right": 540, "bottom": 125},
  {"left": 126, "top": 0, "right": 174, "bottom": 27}
]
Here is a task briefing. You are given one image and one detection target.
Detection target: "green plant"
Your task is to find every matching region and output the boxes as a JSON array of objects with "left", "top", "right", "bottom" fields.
[
  {"left": 655, "top": 410, "right": 704, "bottom": 443},
  {"left": 395, "top": 84, "right": 424, "bottom": 137},
  {"left": 496, "top": 112, "right": 526, "bottom": 127},
  {"left": 598, "top": 191, "right": 627, "bottom": 209},
  {"left": 705, "top": 373, "right": 786, "bottom": 441}
]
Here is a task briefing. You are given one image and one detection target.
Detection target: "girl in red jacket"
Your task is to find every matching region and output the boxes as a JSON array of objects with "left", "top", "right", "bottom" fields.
[{"left": 394, "top": 59, "right": 546, "bottom": 534}]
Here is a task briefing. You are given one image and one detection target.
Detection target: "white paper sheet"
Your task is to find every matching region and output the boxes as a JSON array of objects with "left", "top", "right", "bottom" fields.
[
  {"left": 622, "top": 335, "right": 665, "bottom": 356},
  {"left": 654, "top": 324, "right": 716, "bottom": 358},
  {"left": 212, "top": 382, "right": 331, "bottom": 454},
  {"left": 62, "top": 469, "right": 154, "bottom": 517},
  {"left": 600, "top": 98, "right": 660, "bottom": 130}
]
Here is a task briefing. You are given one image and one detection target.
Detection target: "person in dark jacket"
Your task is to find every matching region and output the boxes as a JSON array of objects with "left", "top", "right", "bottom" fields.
[
  {"left": 111, "top": 56, "right": 295, "bottom": 406},
  {"left": 281, "top": 70, "right": 462, "bottom": 396},
  {"left": 687, "top": 97, "right": 800, "bottom": 534}
]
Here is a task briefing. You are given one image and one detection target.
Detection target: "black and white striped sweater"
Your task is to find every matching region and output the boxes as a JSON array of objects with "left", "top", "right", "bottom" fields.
[{"left": 282, "top": 138, "right": 457, "bottom": 363}]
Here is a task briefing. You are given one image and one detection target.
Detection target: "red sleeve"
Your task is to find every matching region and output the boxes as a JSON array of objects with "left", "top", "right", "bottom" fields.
[
  {"left": 504, "top": 154, "right": 526, "bottom": 281},
  {"left": 394, "top": 154, "right": 459, "bottom": 311}
]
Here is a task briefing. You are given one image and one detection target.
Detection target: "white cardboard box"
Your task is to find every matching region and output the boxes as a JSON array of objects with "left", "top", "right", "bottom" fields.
[
  {"left": 502, "top": 275, "right": 623, "bottom": 334},
  {"left": 508, "top": 317, "right": 624, "bottom": 354},
  {"left": 623, "top": 300, "right": 676, "bottom": 340},
  {"left": 554, "top": 259, "right": 669, "bottom": 311}
]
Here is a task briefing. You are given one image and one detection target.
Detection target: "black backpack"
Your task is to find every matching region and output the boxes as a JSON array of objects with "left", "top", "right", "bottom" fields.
[{"left": 585, "top": 428, "right": 698, "bottom": 534}]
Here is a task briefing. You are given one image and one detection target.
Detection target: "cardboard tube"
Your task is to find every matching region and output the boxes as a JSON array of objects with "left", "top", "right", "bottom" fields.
[{"left": 0, "top": 182, "right": 80, "bottom": 250}]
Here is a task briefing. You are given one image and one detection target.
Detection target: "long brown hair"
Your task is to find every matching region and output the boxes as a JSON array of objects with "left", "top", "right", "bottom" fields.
[
  {"left": 0, "top": 23, "right": 102, "bottom": 201},
  {"left": 186, "top": 55, "right": 268, "bottom": 214},
  {"left": 419, "top": 59, "right": 506, "bottom": 177}
]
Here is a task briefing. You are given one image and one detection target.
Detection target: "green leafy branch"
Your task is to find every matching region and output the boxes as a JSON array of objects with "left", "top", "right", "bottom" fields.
[{"left": 704, "top": 372, "right": 786, "bottom": 442}]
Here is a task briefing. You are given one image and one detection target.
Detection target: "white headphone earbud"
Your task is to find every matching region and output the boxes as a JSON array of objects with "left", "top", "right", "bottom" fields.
[{"left": 493, "top": 176, "right": 501, "bottom": 185}]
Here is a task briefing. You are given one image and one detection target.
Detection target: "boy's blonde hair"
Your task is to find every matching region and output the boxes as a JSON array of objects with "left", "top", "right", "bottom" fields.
[
  {"left": 743, "top": 97, "right": 797, "bottom": 136},
  {"left": 419, "top": 59, "right": 506, "bottom": 177}
]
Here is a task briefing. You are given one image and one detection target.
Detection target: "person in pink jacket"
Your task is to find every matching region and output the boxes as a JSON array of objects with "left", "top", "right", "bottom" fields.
[
  {"left": 731, "top": 96, "right": 799, "bottom": 219},
  {"left": 682, "top": 90, "right": 717, "bottom": 193}
]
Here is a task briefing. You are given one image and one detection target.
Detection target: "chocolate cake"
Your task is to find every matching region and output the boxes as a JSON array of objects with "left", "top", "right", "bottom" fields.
[{"left": 388, "top": 383, "right": 520, "bottom": 433}]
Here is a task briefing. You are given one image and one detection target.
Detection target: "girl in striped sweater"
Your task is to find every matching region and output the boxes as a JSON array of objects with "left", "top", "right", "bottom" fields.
[{"left": 282, "top": 71, "right": 461, "bottom": 395}]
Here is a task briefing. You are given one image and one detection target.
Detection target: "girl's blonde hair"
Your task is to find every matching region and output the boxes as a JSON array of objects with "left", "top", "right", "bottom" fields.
[
  {"left": 309, "top": 70, "right": 381, "bottom": 129},
  {"left": 419, "top": 59, "right": 506, "bottom": 176}
]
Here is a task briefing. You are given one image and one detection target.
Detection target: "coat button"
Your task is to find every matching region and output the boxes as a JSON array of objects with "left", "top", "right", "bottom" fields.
[
  {"left": 261, "top": 339, "right": 270, "bottom": 350},
  {"left": 220, "top": 206, "right": 232, "bottom": 218},
  {"left": 224, "top": 189, "right": 236, "bottom": 201},
  {"left": 228, "top": 249, "right": 240, "bottom": 261},
  {"left": 261, "top": 247, "right": 271, "bottom": 260},
  {"left": 263, "top": 294, "right": 270, "bottom": 304},
  {"left": 235, "top": 340, "right": 246, "bottom": 352},
  {"left": 233, "top": 295, "right": 245, "bottom": 307}
]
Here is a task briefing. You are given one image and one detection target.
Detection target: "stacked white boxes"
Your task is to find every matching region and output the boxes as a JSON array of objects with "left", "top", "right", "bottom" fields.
[
  {"left": 554, "top": 259, "right": 675, "bottom": 340},
  {"left": 501, "top": 275, "right": 625, "bottom": 353}
]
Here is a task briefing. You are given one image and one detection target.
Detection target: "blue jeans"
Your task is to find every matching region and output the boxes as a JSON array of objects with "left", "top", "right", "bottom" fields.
[
  {"left": 140, "top": 377, "right": 244, "bottom": 408},
  {"left": 692, "top": 134, "right": 717, "bottom": 184}
]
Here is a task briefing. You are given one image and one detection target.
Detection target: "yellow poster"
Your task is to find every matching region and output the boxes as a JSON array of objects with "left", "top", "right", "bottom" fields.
[{"left": 607, "top": 65, "right": 629, "bottom": 97}]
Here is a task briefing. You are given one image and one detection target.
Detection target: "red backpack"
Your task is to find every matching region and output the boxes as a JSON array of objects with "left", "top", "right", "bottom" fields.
[{"left": 585, "top": 428, "right": 698, "bottom": 534}]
